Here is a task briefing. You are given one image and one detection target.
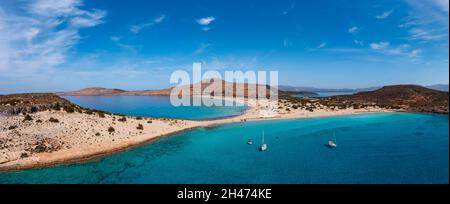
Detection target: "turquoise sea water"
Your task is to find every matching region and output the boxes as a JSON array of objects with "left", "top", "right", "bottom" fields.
[
  {"left": 63, "top": 96, "right": 248, "bottom": 120},
  {"left": 0, "top": 113, "right": 448, "bottom": 184}
]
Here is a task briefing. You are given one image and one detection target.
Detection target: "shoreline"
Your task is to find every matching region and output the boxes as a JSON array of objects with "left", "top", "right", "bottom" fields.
[
  {"left": 0, "top": 111, "right": 395, "bottom": 172},
  {"left": 0, "top": 99, "right": 398, "bottom": 172}
]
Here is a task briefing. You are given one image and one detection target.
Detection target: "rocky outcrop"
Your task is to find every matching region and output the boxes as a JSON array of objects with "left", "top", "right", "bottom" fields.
[
  {"left": 324, "top": 85, "right": 449, "bottom": 114},
  {"left": 0, "top": 93, "right": 73, "bottom": 115}
]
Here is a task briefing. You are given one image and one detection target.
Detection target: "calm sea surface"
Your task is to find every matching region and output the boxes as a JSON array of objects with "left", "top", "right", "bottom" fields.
[
  {"left": 0, "top": 112, "right": 447, "bottom": 184},
  {"left": 63, "top": 96, "right": 248, "bottom": 120}
]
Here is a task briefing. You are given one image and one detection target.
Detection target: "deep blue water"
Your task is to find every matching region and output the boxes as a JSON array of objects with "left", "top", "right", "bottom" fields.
[
  {"left": 63, "top": 96, "right": 248, "bottom": 120},
  {"left": 0, "top": 113, "right": 448, "bottom": 184}
]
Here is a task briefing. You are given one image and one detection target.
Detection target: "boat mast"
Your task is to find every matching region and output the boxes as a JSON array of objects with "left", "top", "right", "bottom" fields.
[{"left": 262, "top": 130, "right": 265, "bottom": 144}]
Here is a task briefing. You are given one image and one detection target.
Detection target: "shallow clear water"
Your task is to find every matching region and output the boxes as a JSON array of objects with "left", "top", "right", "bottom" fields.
[
  {"left": 0, "top": 113, "right": 447, "bottom": 184},
  {"left": 63, "top": 96, "right": 248, "bottom": 120}
]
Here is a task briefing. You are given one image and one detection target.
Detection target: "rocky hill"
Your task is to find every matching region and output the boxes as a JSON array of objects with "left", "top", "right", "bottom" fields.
[
  {"left": 60, "top": 79, "right": 282, "bottom": 98},
  {"left": 324, "top": 85, "right": 449, "bottom": 113},
  {"left": 62, "top": 87, "right": 126, "bottom": 96},
  {"left": 0, "top": 93, "right": 74, "bottom": 115}
]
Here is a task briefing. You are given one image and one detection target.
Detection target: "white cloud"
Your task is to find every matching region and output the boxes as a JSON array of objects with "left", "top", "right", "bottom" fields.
[
  {"left": 129, "top": 14, "right": 166, "bottom": 34},
  {"left": 354, "top": 40, "right": 364, "bottom": 46},
  {"left": 70, "top": 9, "right": 106, "bottom": 27},
  {"left": 0, "top": 0, "right": 106, "bottom": 74},
  {"left": 370, "top": 41, "right": 390, "bottom": 50},
  {"left": 202, "top": 27, "right": 211, "bottom": 32},
  {"left": 409, "top": 49, "right": 422, "bottom": 58},
  {"left": 370, "top": 41, "right": 422, "bottom": 62},
  {"left": 375, "top": 10, "right": 393, "bottom": 19},
  {"left": 27, "top": 0, "right": 83, "bottom": 16},
  {"left": 408, "top": 28, "right": 448, "bottom": 41},
  {"left": 401, "top": 0, "right": 449, "bottom": 43},
  {"left": 154, "top": 14, "right": 166, "bottom": 23},
  {"left": 196, "top": 16, "right": 215, "bottom": 26},
  {"left": 348, "top": 26, "right": 358, "bottom": 33},
  {"left": 432, "top": 0, "right": 449, "bottom": 12}
]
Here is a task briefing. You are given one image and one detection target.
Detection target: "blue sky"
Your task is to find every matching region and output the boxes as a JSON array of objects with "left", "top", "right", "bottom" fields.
[{"left": 0, "top": 0, "right": 448, "bottom": 93}]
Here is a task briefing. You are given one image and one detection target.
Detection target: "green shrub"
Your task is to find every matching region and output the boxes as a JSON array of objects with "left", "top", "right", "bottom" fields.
[
  {"left": 20, "top": 153, "right": 29, "bottom": 158},
  {"left": 136, "top": 124, "right": 143, "bottom": 130},
  {"left": 8, "top": 125, "right": 18, "bottom": 130},
  {"left": 63, "top": 106, "right": 75, "bottom": 113},
  {"left": 108, "top": 127, "right": 115, "bottom": 133},
  {"left": 52, "top": 104, "right": 61, "bottom": 111},
  {"left": 49, "top": 117, "right": 59, "bottom": 123},
  {"left": 23, "top": 114, "right": 33, "bottom": 121},
  {"left": 98, "top": 112, "right": 105, "bottom": 118},
  {"left": 147, "top": 120, "right": 152, "bottom": 124},
  {"left": 118, "top": 117, "right": 127, "bottom": 122}
]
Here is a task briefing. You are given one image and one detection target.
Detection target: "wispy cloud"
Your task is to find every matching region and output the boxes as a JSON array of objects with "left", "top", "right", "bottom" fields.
[
  {"left": 308, "top": 42, "right": 327, "bottom": 51},
  {"left": 110, "top": 36, "right": 121, "bottom": 42},
  {"left": 317, "top": 42, "right": 327, "bottom": 49},
  {"left": 408, "top": 28, "right": 448, "bottom": 42},
  {"left": 0, "top": 0, "right": 106, "bottom": 75},
  {"left": 70, "top": 9, "right": 106, "bottom": 27},
  {"left": 194, "top": 43, "right": 211, "bottom": 54},
  {"left": 370, "top": 41, "right": 422, "bottom": 62},
  {"left": 281, "top": 1, "right": 296, "bottom": 15},
  {"left": 370, "top": 42, "right": 390, "bottom": 50},
  {"left": 354, "top": 40, "right": 364, "bottom": 46},
  {"left": 432, "top": 0, "right": 449, "bottom": 12},
  {"left": 348, "top": 26, "right": 358, "bottom": 33},
  {"left": 375, "top": 10, "right": 393, "bottom": 19},
  {"left": 401, "top": 0, "right": 449, "bottom": 43},
  {"left": 283, "top": 39, "right": 293, "bottom": 47},
  {"left": 129, "top": 14, "right": 166, "bottom": 34}
]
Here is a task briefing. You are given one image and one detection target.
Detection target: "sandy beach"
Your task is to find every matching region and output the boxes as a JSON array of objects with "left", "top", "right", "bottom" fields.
[{"left": 0, "top": 97, "right": 391, "bottom": 171}]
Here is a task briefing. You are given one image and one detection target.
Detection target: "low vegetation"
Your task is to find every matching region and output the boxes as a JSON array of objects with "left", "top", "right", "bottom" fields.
[
  {"left": 49, "top": 117, "right": 59, "bottom": 123},
  {"left": 23, "top": 114, "right": 33, "bottom": 122},
  {"left": 108, "top": 127, "right": 115, "bottom": 133}
]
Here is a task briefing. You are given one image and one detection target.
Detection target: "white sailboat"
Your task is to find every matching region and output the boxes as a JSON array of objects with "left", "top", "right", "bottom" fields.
[
  {"left": 260, "top": 130, "right": 267, "bottom": 151},
  {"left": 327, "top": 131, "right": 337, "bottom": 148}
]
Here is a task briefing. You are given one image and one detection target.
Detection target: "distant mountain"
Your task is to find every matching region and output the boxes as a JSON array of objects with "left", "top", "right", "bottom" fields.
[
  {"left": 280, "top": 84, "right": 449, "bottom": 94},
  {"left": 426, "top": 84, "right": 449, "bottom": 92},
  {"left": 278, "top": 85, "right": 379, "bottom": 93},
  {"left": 62, "top": 87, "right": 126, "bottom": 96},
  {"left": 60, "top": 79, "right": 282, "bottom": 97},
  {"left": 325, "top": 85, "right": 449, "bottom": 114}
]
